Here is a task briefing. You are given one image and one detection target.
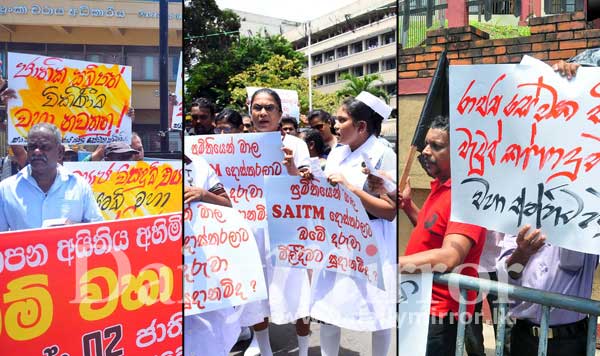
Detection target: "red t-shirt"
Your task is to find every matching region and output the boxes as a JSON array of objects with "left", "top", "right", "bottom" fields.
[{"left": 404, "top": 178, "right": 486, "bottom": 317}]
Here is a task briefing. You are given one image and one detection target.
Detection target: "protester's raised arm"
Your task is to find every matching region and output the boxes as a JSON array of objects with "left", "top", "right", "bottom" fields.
[{"left": 399, "top": 233, "right": 474, "bottom": 273}]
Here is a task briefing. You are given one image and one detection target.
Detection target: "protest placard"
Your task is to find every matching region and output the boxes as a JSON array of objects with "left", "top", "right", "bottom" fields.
[
  {"left": 449, "top": 60, "right": 600, "bottom": 252},
  {"left": 184, "top": 132, "right": 284, "bottom": 228},
  {"left": 0, "top": 214, "right": 182, "bottom": 356},
  {"left": 183, "top": 202, "right": 267, "bottom": 315},
  {"left": 7, "top": 52, "right": 132, "bottom": 144},
  {"left": 397, "top": 273, "right": 433, "bottom": 356},
  {"left": 171, "top": 53, "right": 183, "bottom": 130},
  {"left": 264, "top": 176, "right": 381, "bottom": 285},
  {"left": 65, "top": 160, "right": 182, "bottom": 220},
  {"left": 246, "top": 87, "right": 300, "bottom": 120}
]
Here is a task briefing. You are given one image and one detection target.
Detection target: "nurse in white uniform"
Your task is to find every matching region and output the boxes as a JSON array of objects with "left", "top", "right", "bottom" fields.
[
  {"left": 240, "top": 88, "right": 312, "bottom": 356},
  {"left": 314, "top": 92, "right": 397, "bottom": 356},
  {"left": 183, "top": 155, "right": 241, "bottom": 356}
]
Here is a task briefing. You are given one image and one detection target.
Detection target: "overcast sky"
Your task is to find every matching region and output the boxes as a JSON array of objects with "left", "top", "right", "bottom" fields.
[{"left": 215, "top": 0, "right": 356, "bottom": 22}]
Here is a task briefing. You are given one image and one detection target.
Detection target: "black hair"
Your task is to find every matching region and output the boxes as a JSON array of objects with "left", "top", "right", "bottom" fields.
[
  {"left": 280, "top": 116, "right": 298, "bottom": 130},
  {"left": 307, "top": 109, "right": 336, "bottom": 135},
  {"left": 430, "top": 115, "right": 449, "bottom": 131},
  {"left": 215, "top": 108, "right": 243, "bottom": 128},
  {"left": 192, "top": 97, "right": 216, "bottom": 116},
  {"left": 303, "top": 128, "right": 328, "bottom": 156},
  {"left": 250, "top": 88, "right": 282, "bottom": 113},
  {"left": 341, "top": 97, "right": 383, "bottom": 136}
]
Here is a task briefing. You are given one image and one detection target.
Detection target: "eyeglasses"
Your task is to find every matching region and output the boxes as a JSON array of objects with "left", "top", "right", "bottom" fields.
[
  {"left": 214, "top": 126, "right": 233, "bottom": 134},
  {"left": 191, "top": 114, "right": 210, "bottom": 121},
  {"left": 311, "top": 123, "right": 324, "bottom": 130},
  {"left": 252, "top": 104, "right": 277, "bottom": 113}
]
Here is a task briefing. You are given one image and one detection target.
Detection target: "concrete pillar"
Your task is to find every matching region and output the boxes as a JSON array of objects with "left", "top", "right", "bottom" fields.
[
  {"left": 520, "top": 0, "right": 531, "bottom": 25},
  {"left": 448, "top": 0, "right": 468, "bottom": 27}
]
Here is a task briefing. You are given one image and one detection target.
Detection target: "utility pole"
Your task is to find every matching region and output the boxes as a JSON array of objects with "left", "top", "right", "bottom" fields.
[
  {"left": 307, "top": 22, "right": 312, "bottom": 112},
  {"left": 159, "top": 0, "right": 169, "bottom": 152}
]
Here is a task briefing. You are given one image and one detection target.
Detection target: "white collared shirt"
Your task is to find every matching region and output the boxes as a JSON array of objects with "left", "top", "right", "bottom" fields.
[{"left": 0, "top": 164, "right": 102, "bottom": 231}]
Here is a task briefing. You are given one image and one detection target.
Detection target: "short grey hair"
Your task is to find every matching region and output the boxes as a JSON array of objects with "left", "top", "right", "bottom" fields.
[{"left": 29, "top": 123, "right": 62, "bottom": 145}]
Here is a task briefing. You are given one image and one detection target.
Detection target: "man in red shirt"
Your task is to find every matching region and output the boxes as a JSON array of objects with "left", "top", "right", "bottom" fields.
[{"left": 399, "top": 115, "right": 486, "bottom": 356}]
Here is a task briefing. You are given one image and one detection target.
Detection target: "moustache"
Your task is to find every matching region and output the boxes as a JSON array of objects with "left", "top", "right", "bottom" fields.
[
  {"left": 418, "top": 154, "right": 435, "bottom": 167},
  {"left": 30, "top": 155, "right": 47, "bottom": 162}
]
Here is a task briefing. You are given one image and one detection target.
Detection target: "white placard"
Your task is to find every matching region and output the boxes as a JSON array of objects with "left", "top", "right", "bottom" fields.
[
  {"left": 183, "top": 202, "right": 267, "bottom": 315},
  {"left": 449, "top": 61, "right": 600, "bottom": 253},
  {"left": 265, "top": 175, "right": 382, "bottom": 286}
]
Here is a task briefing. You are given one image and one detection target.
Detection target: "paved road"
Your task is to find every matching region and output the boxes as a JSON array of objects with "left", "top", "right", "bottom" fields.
[
  {"left": 231, "top": 322, "right": 600, "bottom": 355},
  {"left": 231, "top": 322, "right": 396, "bottom": 356}
]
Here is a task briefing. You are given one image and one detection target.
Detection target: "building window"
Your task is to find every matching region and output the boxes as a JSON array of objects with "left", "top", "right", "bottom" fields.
[
  {"left": 312, "top": 53, "right": 322, "bottom": 65},
  {"left": 126, "top": 46, "right": 179, "bottom": 81},
  {"left": 144, "top": 56, "right": 156, "bottom": 80},
  {"left": 337, "top": 69, "right": 349, "bottom": 79},
  {"left": 170, "top": 54, "right": 179, "bottom": 79},
  {"left": 384, "top": 58, "right": 396, "bottom": 71},
  {"left": 88, "top": 54, "right": 101, "bottom": 63},
  {"left": 315, "top": 76, "right": 323, "bottom": 86},
  {"left": 324, "top": 50, "right": 335, "bottom": 62},
  {"left": 367, "top": 62, "right": 379, "bottom": 74},
  {"left": 8, "top": 42, "right": 46, "bottom": 55},
  {"left": 382, "top": 31, "right": 395, "bottom": 45},
  {"left": 386, "top": 83, "right": 397, "bottom": 96},
  {"left": 86, "top": 45, "right": 124, "bottom": 65},
  {"left": 324, "top": 72, "right": 336, "bottom": 84},
  {"left": 47, "top": 44, "right": 85, "bottom": 60},
  {"left": 350, "top": 41, "right": 362, "bottom": 54},
  {"left": 352, "top": 65, "right": 363, "bottom": 77},
  {"left": 366, "top": 36, "right": 378, "bottom": 50},
  {"left": 337, "top": 46, "right": 348, "bottom": 58}
]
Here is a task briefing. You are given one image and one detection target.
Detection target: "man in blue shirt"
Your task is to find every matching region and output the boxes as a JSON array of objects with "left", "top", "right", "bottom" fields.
[{"left": 0, "top": 123, "right": 102, "bottom": 230}]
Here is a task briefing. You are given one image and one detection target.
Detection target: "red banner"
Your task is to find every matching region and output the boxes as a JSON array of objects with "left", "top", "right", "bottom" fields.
[{"left": 0, "top": 214, "right": 182, "bottom": 356}]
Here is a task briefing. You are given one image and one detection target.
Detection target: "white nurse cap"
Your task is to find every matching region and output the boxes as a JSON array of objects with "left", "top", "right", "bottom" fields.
[{"left": 356, "top": 91, "right": 392, "bottom": 121}]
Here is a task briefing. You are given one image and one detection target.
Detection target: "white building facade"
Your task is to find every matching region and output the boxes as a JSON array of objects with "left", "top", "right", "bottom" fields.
[{"left": 284, "top": 0, "right": 397, "bottom": 109}]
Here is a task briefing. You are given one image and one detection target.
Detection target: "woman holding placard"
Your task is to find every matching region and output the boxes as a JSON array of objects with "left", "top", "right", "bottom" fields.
[
  {"left": 238, "top": 88, "right": 312, "bottom": 356},
  {"left": 315, "top": 92, "right": 397, "bottom": 356},
  {"left": 183, "top": 155, "right": 239, "bottom": 356}
]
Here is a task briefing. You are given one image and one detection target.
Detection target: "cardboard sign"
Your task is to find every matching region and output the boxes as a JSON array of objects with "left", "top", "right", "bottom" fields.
[
  {"left": 184, "top": 132, "right": 284, "bottom": 228},
  {"left": 0, "top": 214, "right": 182, "bottom": 356},
  {"left": 65, "top": 161, "right": 182, "bottom": 220},
  {"left": 264, "top": 176, "right": 381, "bottom": 285},
  {"left": 183, "top": 203, "right": 267, "bottom": 315},
  {"left": 7, "top": 52, "right": 132, "bottom": 144},
  {"left": 450, "top": 60, "right": 600, "bottom": 252},
  {"left": 397, "top": 273, "right": 433, "bottom": 356},
  {"left": 171, "top": 53, "right": 183, "bottom": 130}
]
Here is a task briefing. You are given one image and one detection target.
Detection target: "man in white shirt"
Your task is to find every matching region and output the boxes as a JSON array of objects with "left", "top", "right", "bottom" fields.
[{"left": 0, "top": 123, "right": 102, "bottom": 230}]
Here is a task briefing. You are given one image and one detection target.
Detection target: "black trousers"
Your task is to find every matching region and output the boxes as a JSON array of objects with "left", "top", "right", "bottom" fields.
[
  {"left": 511, "top": 319, "right": 588, "bottom": 356},
  {"left": 464, "top": 271, "right": 512, "bottom": 356},
  {"left": 426, "top": 314, "right": 457, "bottom": 356}
]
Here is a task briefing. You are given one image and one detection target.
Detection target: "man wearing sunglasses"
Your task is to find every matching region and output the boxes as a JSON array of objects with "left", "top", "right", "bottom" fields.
[
  {"left": 187, "top": 97, "right": 215, "bottom": 135},
  {"left": 307, "top": 109, "right": 338, "bottom": 153},
  {"left": 242, "top": 114, "right": 254, "bottom": 133}
]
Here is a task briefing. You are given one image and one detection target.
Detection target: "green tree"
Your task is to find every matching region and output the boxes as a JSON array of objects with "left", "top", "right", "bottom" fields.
[
  {"left": 185, "top": 33, "right": 308, "bottom": 109},
  {"left": 183, "top": 0, "right": 239, "bottom": 68},
  {"left": 228, "top": 55, "right": 338, "bottom": 116},
  {"left": 336, "top": 73, "right": 390, "bottom": 103},
  {"left": 183, "top": 0, "right": 240, "bottom": 107}
]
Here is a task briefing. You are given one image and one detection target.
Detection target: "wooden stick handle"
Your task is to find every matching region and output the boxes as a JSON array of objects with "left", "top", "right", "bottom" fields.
[{"left": 399, "top": 146, "right": 418, "bottom": 193}]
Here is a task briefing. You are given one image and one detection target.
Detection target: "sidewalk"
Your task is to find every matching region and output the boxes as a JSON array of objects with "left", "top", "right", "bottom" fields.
[{"left": 231, "top": 322, "right": 396, "bottom": 355}]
